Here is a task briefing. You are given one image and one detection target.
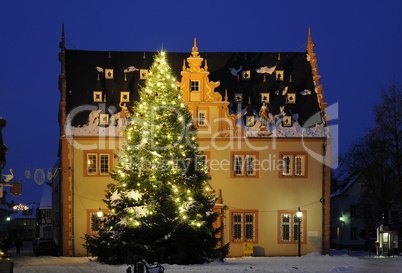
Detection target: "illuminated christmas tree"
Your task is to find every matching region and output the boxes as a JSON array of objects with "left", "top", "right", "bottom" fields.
[{"left": 85, "top": 51, "right": 228, "bottom": 265}]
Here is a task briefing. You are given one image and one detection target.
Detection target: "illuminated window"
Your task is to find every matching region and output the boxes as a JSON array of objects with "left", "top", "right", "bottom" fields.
[
  {"left": 190, "top": 80, "right": 199, "bottom": 92},
  {"left": 90, "top": 212, "right": 102, "bottom": 234},
  {"left": 293, "top": 214, "right": 303, "bottom": 242},
  {"left": 279, "top": 210, "right": 306, "bottom": 244},
  {"left": 232, "top": 212, "right": 243, "bottom": 241},
  {"left": 85, "top": 151, "right": 112, "bottom": 176},
  {"left": 197, "top": 110, "right": 207, "bottom": 126},
  {"left": 233, "top": 155, "right": 244, "bottom": 176},
  {"left": 245, "top": 155, "right": 256, "bottom": 176},
  {"left": 282, "top": 155, "right": 293, "bottom": 176},
  {"left": 280, "top": 153, "right": 307, "bottom": 178},
  {"left": 87, "top": 210, "right": 109, "bottom": 235},
  {"left": 232, "top": 152, "right": 259, "bottom": 178},
  {"left": 230, "top": 210, "right": 258, "bottom": 243},
  {"left": 100, "top": 154, "right": 110, "bottom": 175},
  {"left": 281, "top": 213, "right": 291, "bottom": 241},
  {"left": 294, "top": 155, "right": 305, "bottom": 176},
  {"left": 244, "top": 212, "right": 255, "bottom": 241},
  {"left": 87, "top": 154, "right": 97, "bottom": 175}
]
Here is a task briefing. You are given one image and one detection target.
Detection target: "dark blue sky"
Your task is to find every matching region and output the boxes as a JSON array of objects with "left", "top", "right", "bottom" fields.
[{"left": 0, "top": 0, "right": 401, "bottom": 204}]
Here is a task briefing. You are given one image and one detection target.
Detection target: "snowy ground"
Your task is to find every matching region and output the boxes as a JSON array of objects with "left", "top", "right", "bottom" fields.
[{"left": 9, "top": 244, "right": 402, "bottom": 273}]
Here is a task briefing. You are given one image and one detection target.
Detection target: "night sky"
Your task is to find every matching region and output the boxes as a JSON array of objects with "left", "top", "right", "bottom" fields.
[{"left": 0, "top": 0, "right": 401, "bottom": 204}]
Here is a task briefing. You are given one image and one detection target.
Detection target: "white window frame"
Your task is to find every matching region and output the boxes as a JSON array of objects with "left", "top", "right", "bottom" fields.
[
  {"left": 87, "top": 154, "right": 98, "bottom": 175},
  {"left": 294, "top": 155, "right": 305, "bottom": 176},
  {"left": 244, "top": 212, "right": 256, "bottom": 241},
  {"left": 279, "top": 211, "right": 304, "bottom": 243},
  {"left": 280, "top": 213, "right": 291, "bottom": 242},
  {"left": 99, "top": 154, "right": 110, "bottom": 175},
  {"left": 293, "top": 214, "right": 304, "bottom": 242},
  {"left": 197, "top": 110, "right": 207, "bottom": 127},
  {"left": 281, "top": 153, "right": 307, "bottom": 178},
  {"left": 231, "top": 211, "right": 257, "bottom": 243},
  {"left": 233, "top": 155, "right": 244, "bottom": 177},
  {"left": 282, "top": 155, "right": 293, "bottom": 176},
  {"left": 232, "top": 212, "right": 243, "bottom": 242},
  {"left": 245, "top": 155, "right": 256, "bottom": 177},
  {"left": 89, "top": 211, "right": 107, "bottom": 234},
  {"left": 86, "top": 152, "right": 111, "bottom": 176}
]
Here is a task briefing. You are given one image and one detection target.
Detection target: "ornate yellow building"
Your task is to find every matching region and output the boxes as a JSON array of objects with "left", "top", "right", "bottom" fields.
[{"left": 55, "top": 29, "right": 331, "bottom": 257}]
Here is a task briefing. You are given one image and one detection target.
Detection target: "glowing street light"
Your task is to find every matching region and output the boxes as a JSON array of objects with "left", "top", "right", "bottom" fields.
[
  {"left": 296, "top": 207, "right": 302, "bottom": 257},
  {"left": 97, "top": 208, "right": 103, "bottom": 218}
]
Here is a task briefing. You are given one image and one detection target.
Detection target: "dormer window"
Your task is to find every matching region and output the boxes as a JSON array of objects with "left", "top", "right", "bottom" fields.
[
  {"left": 261, "top": 93, "right": 269, "bottom": 103},
  {"left": 235, "top": 93, "right": 243, "bottom": 103},
  {"left": 120, "top": 92, "right": 130, "bottom": 103},
  {"left": 190, "top": 80, "right": 200, "bottom": 92},
  {"left": 99, "top": 114, "right": 109, "bottom": 126},
  {"left": 287, "top": 93, "right": 296, "bottom": 104},
  {"left": 93, "top": 91, "right": 103, "bottom": 102},
  {"left": 283, "top": 116, "right": 292, "bottom": 127},
  {"left": 276, "top": 70, "right": 284, "bottom": 81},
  {"left": 242, "top": 70, "right": 251, "bottom": 80},
  {"left": 105, "top": 69, "right": 114, "bottom": 79},
  {"left": 140, "top": 69, "right": 148, "bottom": 80}
]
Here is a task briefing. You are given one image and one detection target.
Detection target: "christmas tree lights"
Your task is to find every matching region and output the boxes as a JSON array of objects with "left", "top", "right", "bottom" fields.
[{"left": 85, "top": 51, "right": 228, "bottom": 265}]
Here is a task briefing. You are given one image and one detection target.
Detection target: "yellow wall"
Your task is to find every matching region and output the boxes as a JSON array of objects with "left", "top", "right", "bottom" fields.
[
  {"left": 203, "top": 138, "right": 325, "bottom": 256},
  {"left": 70, "top": 137, "right": 121, "bottom": 256},
  {"left": 69, "top": 136, "right": 326, "bottom": 257}
]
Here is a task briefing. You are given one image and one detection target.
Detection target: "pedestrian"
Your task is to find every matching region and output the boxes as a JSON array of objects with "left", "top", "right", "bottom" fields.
[
  {"left": 2, "top": 239, "right": 10, "bottom": 254},
  {"left": 15, "top": 238, "right": 22, "bottom": 254}
]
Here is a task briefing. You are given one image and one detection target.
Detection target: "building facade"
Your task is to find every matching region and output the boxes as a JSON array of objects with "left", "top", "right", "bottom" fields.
[
  {"left": 56, "top": 28, "right": 331, "bottom": 257},
  {"left": 10, "top": 202, "right": 38, "bottom": 241},
  {"left": 38, "top": 184, "right": 53, "bottom": 239},
  {"left": 331, "top": 174, "right": 386, "bottom": 251}
]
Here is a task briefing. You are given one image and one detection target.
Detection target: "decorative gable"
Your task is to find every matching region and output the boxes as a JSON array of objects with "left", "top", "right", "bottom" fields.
[{"left": 180, "top": 38, "right": 221, "bottom": 103}]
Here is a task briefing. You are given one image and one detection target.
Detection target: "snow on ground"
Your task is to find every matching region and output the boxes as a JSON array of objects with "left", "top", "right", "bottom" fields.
[{"left": 11, "top": 249, "right": 402, "bottom": 273}]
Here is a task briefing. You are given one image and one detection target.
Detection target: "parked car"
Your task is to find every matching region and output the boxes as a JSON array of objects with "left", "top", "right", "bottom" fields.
[
  {"left": 0, "top": 251, "right": 13, "bottom": 273},
  {"left": 32, "top": 238, "right": 58, "bottom": 256}
]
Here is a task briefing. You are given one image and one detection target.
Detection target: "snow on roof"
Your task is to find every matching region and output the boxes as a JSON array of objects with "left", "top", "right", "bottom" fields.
[
  {"left": 10, "top": 203, "right": 38, "bottom": 219},
  {"left": 39, "top": 185, "right": 52, "bottom": 209},
  {"left": 331, "top": 172, "right": 360, "bottom": 198}
]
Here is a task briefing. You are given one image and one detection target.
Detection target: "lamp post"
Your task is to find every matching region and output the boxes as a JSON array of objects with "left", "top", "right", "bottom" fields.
[
  {"left": 339, "top": 216, "right": 344, "bottom": 250},
  {"left": 97, "top": 208, "right": 103, "bottom": 218},
  {"left": 296, "top": 207, "right": 302, "bottom": 257}
]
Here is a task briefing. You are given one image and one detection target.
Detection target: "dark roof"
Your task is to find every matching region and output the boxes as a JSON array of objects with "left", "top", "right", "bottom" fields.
[
  {"left": 331, "top": 171, "right": 362, "bottom": 198},
  {"left": 65, "top": 49, "right": 321, "bottom": 127}
]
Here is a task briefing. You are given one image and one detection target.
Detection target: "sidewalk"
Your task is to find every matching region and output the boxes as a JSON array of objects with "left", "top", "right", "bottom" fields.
[{"left": 6, "top": 240, "right": 34, "bottom": 256}]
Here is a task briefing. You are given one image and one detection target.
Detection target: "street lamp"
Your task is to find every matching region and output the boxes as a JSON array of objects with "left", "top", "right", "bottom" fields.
[
  {"left": 97, "top": 208, "right": 103, "bottom": 218},
  {"left": 296, "top": 207, "right": 302, "bottom": 257},
  {"left": 339, "top": 216, "right": 344, "bottom": 249}
]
